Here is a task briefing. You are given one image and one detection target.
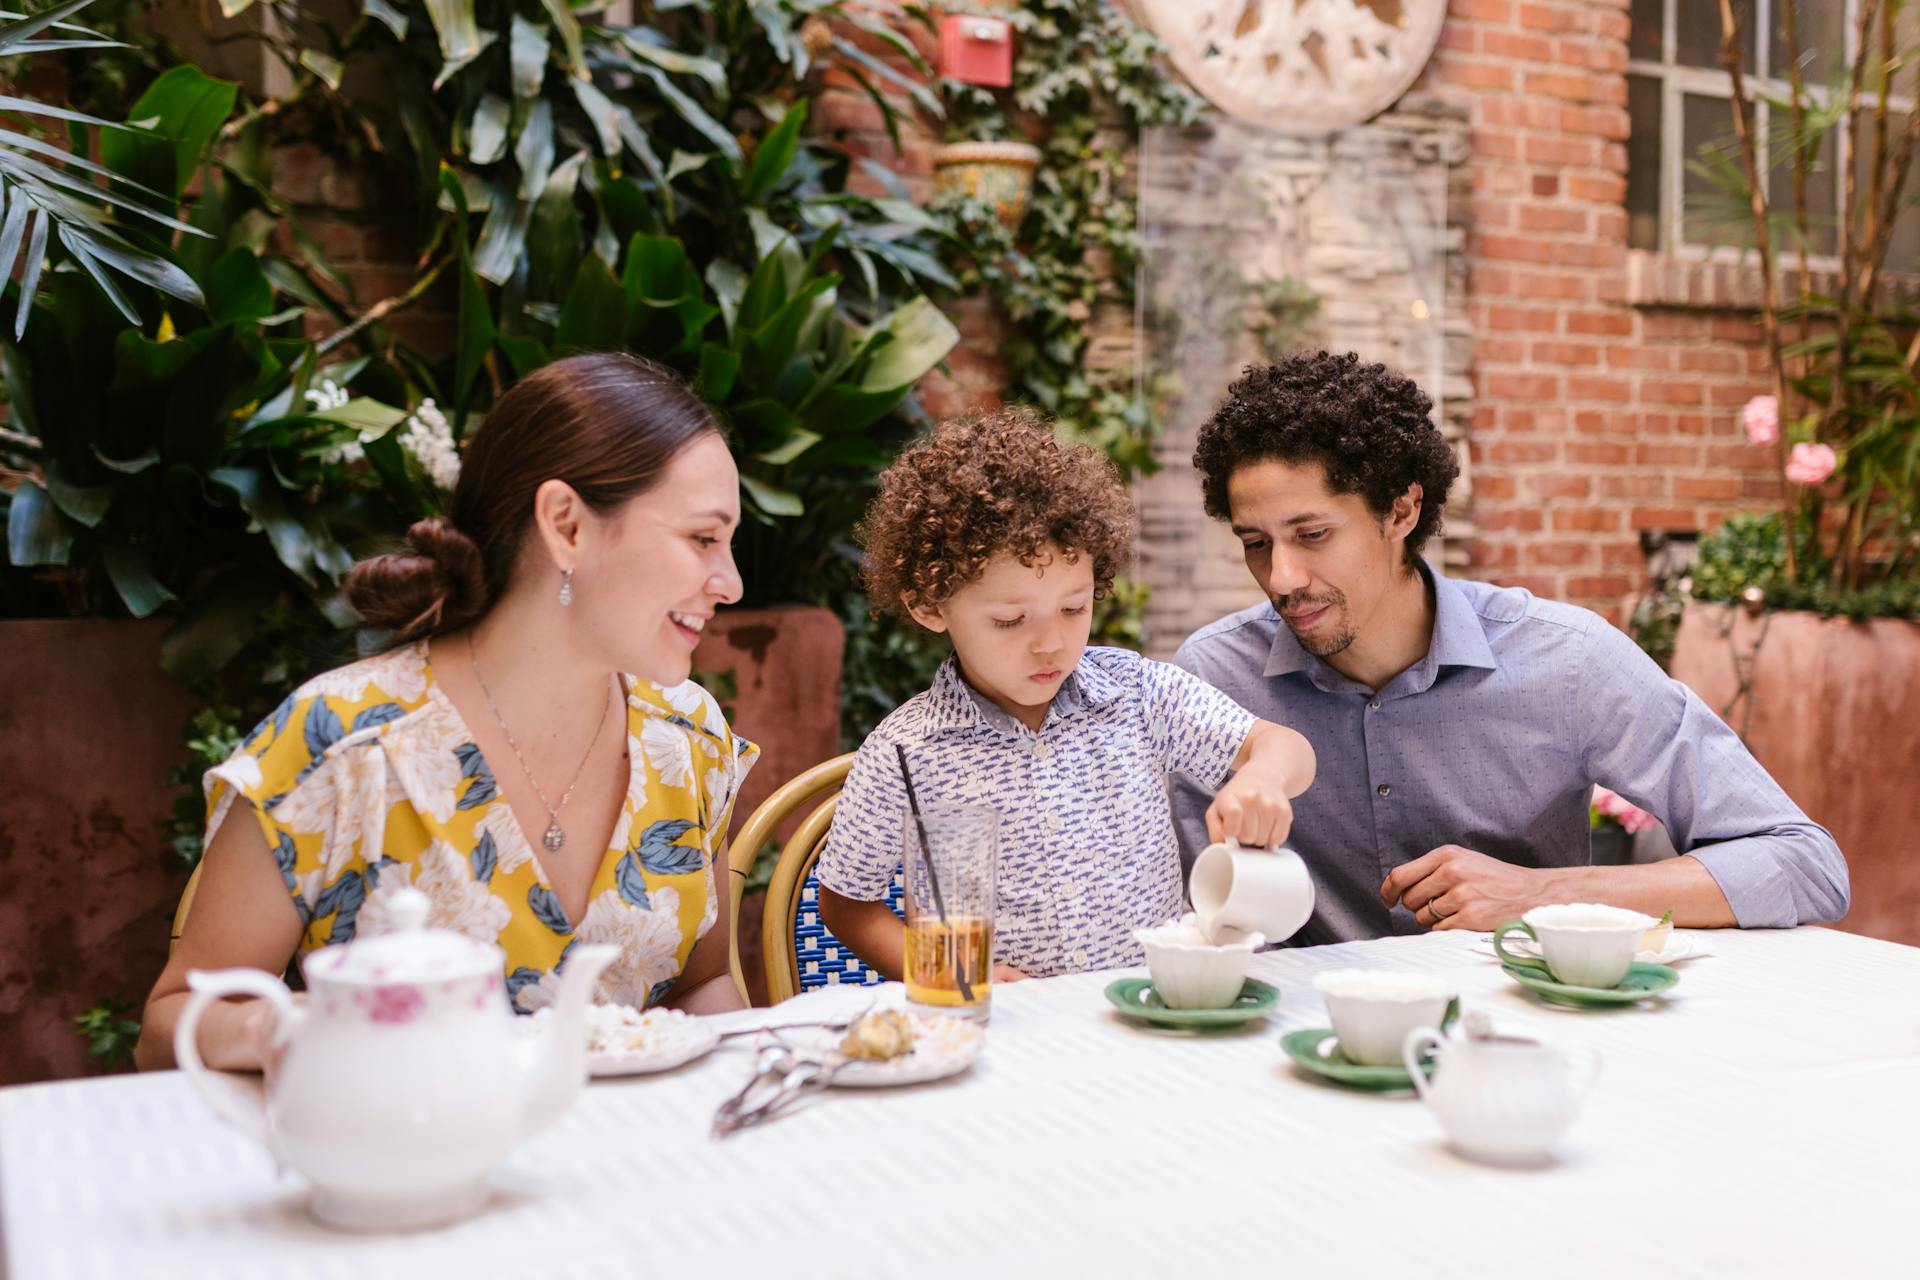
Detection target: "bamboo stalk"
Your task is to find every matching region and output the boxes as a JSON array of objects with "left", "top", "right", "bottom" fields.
[{"left": 1718, "top": 0, "right": 1800, "bottom": 582}]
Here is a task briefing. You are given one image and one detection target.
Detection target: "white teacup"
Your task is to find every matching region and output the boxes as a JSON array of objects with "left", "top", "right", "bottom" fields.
[
  {"left": 1494, "top": 903, "right": 1657, "bottom": 989},
  {"left": 1313, "top": 969, "right": 1458, "bottom": 1067},
  {"left": 1190, "top": 840, "right": 1314, "bottom": 944}
]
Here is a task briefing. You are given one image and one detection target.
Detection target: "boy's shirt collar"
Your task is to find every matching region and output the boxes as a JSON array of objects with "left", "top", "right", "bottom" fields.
[{"left": 923, "top": 650, "right": 1126, "bottom": 740}]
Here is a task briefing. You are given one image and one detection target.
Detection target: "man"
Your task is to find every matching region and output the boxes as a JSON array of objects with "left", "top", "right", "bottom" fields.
[{"left": 1170, "top": 352, "right": 1848, "bottom": 945}]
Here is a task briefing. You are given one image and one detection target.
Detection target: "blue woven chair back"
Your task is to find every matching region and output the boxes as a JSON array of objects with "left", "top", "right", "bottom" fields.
[{"left": 793, "top": 865, "right": 905, "bottom": 990}]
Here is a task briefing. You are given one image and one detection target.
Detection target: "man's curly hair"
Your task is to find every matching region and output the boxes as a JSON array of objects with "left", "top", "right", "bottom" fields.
[
  {"left": 1194, "top": 352, "right": 1460, "bottom": 562},
  {"left": 861, "top": 406, "right": 1134, "bottom": 622}
]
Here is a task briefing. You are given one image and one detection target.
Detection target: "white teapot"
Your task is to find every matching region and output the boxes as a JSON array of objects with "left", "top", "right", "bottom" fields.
[
  {"left": 1402, "top": 1013, "right": 1600, "bottom": 1165},
  {"left": 174, "top": 888, "right": 616, "bottom": 1230}
]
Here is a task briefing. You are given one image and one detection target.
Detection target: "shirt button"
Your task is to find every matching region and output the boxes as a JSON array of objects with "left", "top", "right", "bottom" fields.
[
  {"left": 1368, "top": 698, "right": 1382, "bottom": 710},
  {"left": 1376, "top": 783, "right": 1392, "bottom": 797},
  {"left": 1044, "top": 813, "right": 1063, "bottom": 832},
  {"left": 1070, "top": 950, "right": 1088, "bottom": 968},
  {"left": 1032, "top": 741, "right": 1049, "bottom": 759}
]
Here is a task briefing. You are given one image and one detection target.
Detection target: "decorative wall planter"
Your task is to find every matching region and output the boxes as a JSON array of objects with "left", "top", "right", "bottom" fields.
[
  {"left": 691, "top": 603, "right": 845, "bottom": 1004},
  {"left": 933, "top": 141, "right": 1043, "bottom": 228},
  {"left": 0, "top": 620, "right": 195, "bottom": 1085},
  {"left": 1669, "top": 602, "right": 1920, "bottom": 946}
]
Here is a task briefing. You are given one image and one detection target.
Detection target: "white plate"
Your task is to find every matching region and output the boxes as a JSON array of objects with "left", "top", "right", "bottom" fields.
[
  {"left": 528, "top": 1005, "right": 722, "bottom": 1077},
  {"left": 787, "top": 1012, "right": 985, "bottom": 1087},
  {"left": 1476, "top": 932, "right": 1715, "bottom": 966}
]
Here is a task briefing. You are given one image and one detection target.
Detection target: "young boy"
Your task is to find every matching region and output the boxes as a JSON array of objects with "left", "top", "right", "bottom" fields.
[{"left": 817, "top": 408, "right": 1316, "bottom": 979}]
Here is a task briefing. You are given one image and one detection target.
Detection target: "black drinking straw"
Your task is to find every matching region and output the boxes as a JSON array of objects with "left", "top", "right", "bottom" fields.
[{"left": 896, "top": 743, "right": 974, "bottom": 1004}]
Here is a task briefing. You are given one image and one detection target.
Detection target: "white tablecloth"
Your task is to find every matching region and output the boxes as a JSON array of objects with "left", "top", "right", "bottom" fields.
[{"left": 3, "top": 928, "right": 1915, "bottom": 1279}]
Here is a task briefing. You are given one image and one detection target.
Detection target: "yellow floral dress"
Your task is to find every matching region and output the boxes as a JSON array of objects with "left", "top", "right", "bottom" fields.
[{"left": 204, "top": 642, "right": 757, "bottom": 1011}]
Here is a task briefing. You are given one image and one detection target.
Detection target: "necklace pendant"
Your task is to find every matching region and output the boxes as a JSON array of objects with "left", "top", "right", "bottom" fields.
[{"left": 542, "top": 821, "right": 566, "bottom": 853}]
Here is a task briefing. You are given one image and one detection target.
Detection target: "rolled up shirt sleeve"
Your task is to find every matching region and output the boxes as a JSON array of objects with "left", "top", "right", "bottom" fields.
[
  {"left": 1576, "top": 619, "right": 1850, "bottom": 927},
  {"left": 1140, "top": 657, "right": 1259, "bottom": 791}
]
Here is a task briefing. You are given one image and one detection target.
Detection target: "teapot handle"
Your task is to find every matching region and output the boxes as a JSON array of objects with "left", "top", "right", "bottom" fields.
[
  {"left": 173, "top": 968, "right": 302, "bottom": 1149},
  {"left": 1402, "top": 1027, "right": 1445, "bottom": 1103}
]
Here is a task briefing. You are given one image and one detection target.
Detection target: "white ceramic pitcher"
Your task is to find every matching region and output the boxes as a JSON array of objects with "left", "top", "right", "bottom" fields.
[
  {"left": 174, "top": 889, "right": 616, "bottom": 1231},
  {"left": 1402, "top": 1016, "right": 1600, "bottom": 1165}
]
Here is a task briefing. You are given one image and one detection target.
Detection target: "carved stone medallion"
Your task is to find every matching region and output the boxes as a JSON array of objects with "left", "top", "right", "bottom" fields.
[{"left": 1127, "top": 0, "right": 1448, "bottom": 134}]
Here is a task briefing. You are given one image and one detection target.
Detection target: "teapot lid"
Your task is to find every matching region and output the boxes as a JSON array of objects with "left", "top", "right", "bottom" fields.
[{"left": 303, "top": 888, "right": 500, "bottom": 985}]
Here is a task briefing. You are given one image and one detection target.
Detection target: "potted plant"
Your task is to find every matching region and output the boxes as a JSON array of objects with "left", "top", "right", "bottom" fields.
[{"left": 1668, "top": 2, "right": 1920, "bottom": 945}]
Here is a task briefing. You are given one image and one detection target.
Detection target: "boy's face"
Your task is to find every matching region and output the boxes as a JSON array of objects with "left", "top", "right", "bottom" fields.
[
  {"left": 909, "top": 545, "right": 1096, "bottom": 729},
  {"left": 1226, "top": 457, "right": 1419, "bottom": 660}
]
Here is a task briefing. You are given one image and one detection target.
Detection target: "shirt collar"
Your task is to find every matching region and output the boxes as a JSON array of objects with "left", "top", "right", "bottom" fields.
[
  {"left": 922, "top": 652, "right": 1126, "bottom": 739},
  {"left": 1261, "top": 560, "right": 1498, "bottom": 692}
]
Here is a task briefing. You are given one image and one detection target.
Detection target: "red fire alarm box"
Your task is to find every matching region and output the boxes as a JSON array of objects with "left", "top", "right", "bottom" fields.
[{"left": 938, "top": 14, "right": 1014, "bottom": 88}]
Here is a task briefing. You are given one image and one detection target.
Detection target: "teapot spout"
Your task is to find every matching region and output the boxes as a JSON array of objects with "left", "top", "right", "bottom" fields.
[{"left": 516, "top": 945, "right": 618, "bottom": 1137}]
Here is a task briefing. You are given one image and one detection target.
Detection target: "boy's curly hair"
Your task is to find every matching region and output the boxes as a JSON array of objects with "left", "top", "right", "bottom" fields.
[
  {"left": 1193, "top": 352, "right": 1460, "bottom": 562},
  {"left": 861, "top": 406, "right": 1134, "bottom": 622}
]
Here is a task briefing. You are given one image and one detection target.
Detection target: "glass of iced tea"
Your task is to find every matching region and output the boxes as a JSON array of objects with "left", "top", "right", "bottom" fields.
[{"left": 901, "top": 804, "right": 998, "bottom": 1023}]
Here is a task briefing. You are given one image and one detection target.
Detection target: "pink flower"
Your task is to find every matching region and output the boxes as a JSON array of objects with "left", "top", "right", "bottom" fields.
[
  {"left": 366, "top": 984, "right": 426, "bottom": 1025},
  {"left": 1740, "top": 395, "right": 1779, "bottom": 446},
  {"left": 1592, "top": 786, "right": 1658, "bottom": 835},
  {"left": 1784, "top": 441, "right": 1837, "bottom": 486}
]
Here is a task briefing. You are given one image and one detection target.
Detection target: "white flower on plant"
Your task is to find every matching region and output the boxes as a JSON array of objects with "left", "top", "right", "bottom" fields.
[
  {"left": 398, "top": 398, "right": 462, "bottom": 494},
  {"left": 640, "top": 717, "right": 694, "bottom": 789},
  {"left": 304, "top": 378, "right": 350, "bottom": 412}
]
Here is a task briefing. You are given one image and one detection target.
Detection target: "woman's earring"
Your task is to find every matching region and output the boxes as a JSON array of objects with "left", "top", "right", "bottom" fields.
[{"left": 558, "top": 568, "right": 574, "bottom": 607}]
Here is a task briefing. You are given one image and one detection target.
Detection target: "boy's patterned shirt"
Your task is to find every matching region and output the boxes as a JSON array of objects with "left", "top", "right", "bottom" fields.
[{"left": 816, "top": 647, "right": 1258, "bottom": 977}]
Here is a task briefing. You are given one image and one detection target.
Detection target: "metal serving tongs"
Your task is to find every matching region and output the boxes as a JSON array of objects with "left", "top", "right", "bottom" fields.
[{"left": 710, "top": 1043, "right": 848, "bottom": 1138}]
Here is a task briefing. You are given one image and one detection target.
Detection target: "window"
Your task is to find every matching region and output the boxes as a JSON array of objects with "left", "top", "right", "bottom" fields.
[{"left": 1625, "top": 0, "right": 1920, "bottom": 269}]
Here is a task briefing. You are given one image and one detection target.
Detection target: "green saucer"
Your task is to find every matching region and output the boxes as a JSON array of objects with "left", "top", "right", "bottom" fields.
[
  {"left": 1500, "top": 960, "right": 1680, "bottom": 1006},
  {"left": 1104, "top": 977, "right": 1280, "bottom": 1028},
  {"left": 1281, "top": 1028, "right": 1434, "bottom": 1091}
]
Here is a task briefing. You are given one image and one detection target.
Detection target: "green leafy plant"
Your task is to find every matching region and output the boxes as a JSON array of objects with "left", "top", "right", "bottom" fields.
[
  {"left": 74, "top": 995, "right": 141, "bottom": 1071},
  {"left": 1687, "top": 1, "right": 1920, "bottom": 607}
]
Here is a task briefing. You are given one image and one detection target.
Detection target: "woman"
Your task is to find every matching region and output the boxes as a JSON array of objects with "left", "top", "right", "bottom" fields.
[{"left": 136, "top": 353, "right": 756, "bottom": 1071}]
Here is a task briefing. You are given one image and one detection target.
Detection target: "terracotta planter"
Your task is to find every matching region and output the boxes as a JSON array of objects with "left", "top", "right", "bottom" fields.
[
  {"left": 1670, "top": 602, "right": 1920, "bottom": 945},
  {"left": 933, "top": 141, "right": 1042, "bottom": 227},
  {"left": 691, "top": 604, "right": 845, "bottom": 1005},
  {"left": 0, "top": 620, "right": 195, "bottom": 1085}
]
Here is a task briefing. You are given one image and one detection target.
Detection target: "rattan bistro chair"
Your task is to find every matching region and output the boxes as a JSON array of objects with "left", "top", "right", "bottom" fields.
[
  {"left": 726, "top": 753, "right": 905, "bottom": 1005},
  {"left": 169, "top": 859, "right": 206, "bottom": 951}
]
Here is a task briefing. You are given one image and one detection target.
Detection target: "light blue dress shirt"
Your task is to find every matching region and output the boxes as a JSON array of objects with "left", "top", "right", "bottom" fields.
[{"left": 1169, "top": 564, "right": 1849, "bottom": 945}]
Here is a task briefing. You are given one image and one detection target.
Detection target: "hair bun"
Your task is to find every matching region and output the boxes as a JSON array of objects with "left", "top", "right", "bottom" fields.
[{"left": 344, "top": 517, "right": 490, "bottom": 642}]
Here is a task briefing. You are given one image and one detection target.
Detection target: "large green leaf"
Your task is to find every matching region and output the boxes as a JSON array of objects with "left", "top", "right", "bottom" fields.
[
  {"left": 206, "top": 247, "right": 273, "bottom": 324},
  {"left": 98, "top": 64, "right": 238, "bottom": 198},
  {"left": 536, "top": 0, "right": 583, "bottom": 76},
  {"left": 569, "top": 78, "right": 622, "bottom": 158},
  {"left": 208, "top": 465, "right": 318, "bottom": 584},
  {"left": 101, "top": 541, "right": 176, "bottom": 617},
  {"left": 422, "top": 0, "right": 482, "bottom": 62},
  {"left": 630, "top": 64, "right": 741, "bottom": 165},
  {"left": 0, "top": 0, "right": 115, "bottom": 57},
  {"left": 509, "top": 16, "right": 547, "bottom": 99},
  {"left": 160, "top": 566, "right": 276, "bottom": 680},
  {"left": 859, "top": 297, "right": 959, "bottom": 392},
  {"left": 467, "top": 94, "right": 510, "bottom": 165},
  {"left": 514, "top": 97, "right": 554, "bottom": 202},
  {"left": 5, "top": 479, "right": 72, "bottom": 565},
  {"left": 554, "top": 253, "right": 625, "bottom": 353},
  {"left": 740, "top": 100, "right": 806, "bottom": 205},
  {"left": 802, "top": 381, "right": 909, "bottom": 436},
  {"left": 738, "top": 472, "right": 803, "bottom": 518},
  {"left": 310, "top": 397, "right": 410, "bottom": 437}
]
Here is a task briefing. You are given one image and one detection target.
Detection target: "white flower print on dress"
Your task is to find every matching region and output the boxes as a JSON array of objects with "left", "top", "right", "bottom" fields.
[
  {"left": 656, "top": 680, "right": 709, "bottom": 720},
  {"left": 514, "top": 886, "right": 686, "bottom": 1012},
  {"left": 385, "top": 704, "right": 470, "bottom": 823},
  {"left": 640, "top": 717, "right": 694, "bottom": 789},
  {"left": 474, "top": 804, "right": 536, "bottom": 878},
  {"left": 358, "top": 841, "right": 510, "bottom": 943},
  {"left": 304, "top": 646, "right": 428, "bottom": 706},
  {"left": 272, "top": 744, "right": 394, "bottom": 879}
]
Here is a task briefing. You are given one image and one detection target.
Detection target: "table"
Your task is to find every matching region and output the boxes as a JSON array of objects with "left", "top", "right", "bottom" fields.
[{"left": 3, "top": 928, "right": 1914, "bottom": 1279}]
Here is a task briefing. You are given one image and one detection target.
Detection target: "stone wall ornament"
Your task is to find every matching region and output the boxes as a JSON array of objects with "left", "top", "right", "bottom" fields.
[{"left": 1126, "top": 0, "right": 1448, "bottom": 135}]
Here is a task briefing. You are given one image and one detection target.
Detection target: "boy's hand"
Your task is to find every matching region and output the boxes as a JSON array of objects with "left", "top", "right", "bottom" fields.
[
  {"left": 1205, "top": 773, "right": 1294, "bottom": 849},
  {"left": 992, "top": 964, "right": 1030, "bottom": 983}
]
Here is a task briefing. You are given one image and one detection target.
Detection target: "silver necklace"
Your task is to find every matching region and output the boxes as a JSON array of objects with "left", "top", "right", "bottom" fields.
[{"left": 467, "top": 631, "right": 615, "bottom": 853}]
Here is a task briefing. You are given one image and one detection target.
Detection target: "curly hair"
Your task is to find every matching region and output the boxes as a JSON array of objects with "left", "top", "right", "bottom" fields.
[
  {"left": 860, "top": 406, "right": 1134, "bottom": 622},
  {"left": 1193, "top": 352, "right": 1460, "bottom": 562}
]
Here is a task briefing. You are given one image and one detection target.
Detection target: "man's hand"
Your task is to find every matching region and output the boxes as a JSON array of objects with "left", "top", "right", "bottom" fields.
[
  {"left": 1380, "top": 845, "right": 1555, "bottom": 931},
  {"left": 1205, "top": 771, "right": 1295, "bottom": 848},
  {"left": 992, "top": 964, "right": 1030, "bottom": 983}
]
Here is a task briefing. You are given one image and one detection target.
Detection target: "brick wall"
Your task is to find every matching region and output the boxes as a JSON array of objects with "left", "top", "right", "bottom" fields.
[{"left": 1418, "top": 0, "right": 1779, "bottom": 621}]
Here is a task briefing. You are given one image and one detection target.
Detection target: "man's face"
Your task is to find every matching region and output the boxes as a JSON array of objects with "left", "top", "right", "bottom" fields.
[{"left": 1225, "top": 458, "right": 1417, "bottom": 659}]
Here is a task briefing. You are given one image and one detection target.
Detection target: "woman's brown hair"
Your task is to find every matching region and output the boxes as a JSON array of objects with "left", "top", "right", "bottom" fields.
[{"left": 346, "top": 353, "right": 723, "bottom": 643}]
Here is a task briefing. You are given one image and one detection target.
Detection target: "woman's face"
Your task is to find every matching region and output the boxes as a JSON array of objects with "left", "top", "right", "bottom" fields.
[{"left": 571, "top": 433, "right": 744, "bottom": 687}]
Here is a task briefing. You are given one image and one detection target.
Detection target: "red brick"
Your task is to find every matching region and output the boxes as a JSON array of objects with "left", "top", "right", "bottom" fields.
[
  {"left": 1520, "top": 2, "right": 1589, "bottom": 32},
  {"left": 272, "top": 142, "right": 327, "bottom": 205},
  {"left": 1482, "top": 371, "right": 1562, "bottom": 399},
  {"left": 1593, "top": 207, "right": 1629, "bottom": 240},
  {"left": 1438, "top": 24, "right": 1478, "bottom": 53},
  {"left": 1605, "top": 345, "right": 1673, "bottom": 370},
  {"left": 1483, "top": 30, "right": 1554, "bottom": 61},
  {"left": 1472, "top": 128, "right": 1525, "bottom": 161},
  {"left": 1566, "top": 309, "right": 1633, "bottom": 337},
  {"left": 1531, "top": 340, "right": 1600, "bottom": 365},
  {"left": 1558, "top": 105, "right": 1630, "bottom": 140},
  {"left": 1566, "top": 374, "right": 1633, "bottom": 401},
  {"left": 1486, "top": 305, "right": 1562, "bottom": 333},
  {"left": 1472, "top": 542, "right": 1522, "bottom": 571},
  {"left": 1525, "top": 540, "right": 1597, "bottom": 567},
  {"left": 1593, "top": 9, "right": 1632, "bottom": 40},
  {"left": 1477, "top": 508, "right": 1548, "bottom": 533},
  {"left": 1516, "top": 203, "right": 1590, "bottom": 233},
  {"left": 1675, "top": 475, "right": 1740, "bottom": 501},
  {"left": 1566, "top": 442, "right": 1632, "bottom": 466},
  {"left": 1642, "top": 379, "right": 1706, "bottom": 405},
  {"left": 1532, "top": 172, "right": 1560, "bottom": 196},
  {"left": 1707, "top": 382, "right": 1762, "bottom": 407},
  {"left": 1630, "top": 506, "right": 1697, "bottom": 530},
  {"left": 1471, "top": 264, "right": 1516, "bottom": 295},
  {"left": 1525, "top": 70, "right": 1595, "bottom": 101},
  {"left": 1571, "top": 410, "right": 1616, "bottom": 435},
  {"left": 1640, "top": 312, "right": 1713, "bottom": 339},
  {"left": 1478, "top": 336, "right": 1528, "bottom": 363},
  {"left": 1483, "top": 98, "right": 1560, "bottom": 129},
  {"left": 1475, "top": 475, "right": 1519, "bottom": 500},
  {"left": 1528, "top": 473, "right": 1593, "bottom": 499},
  {"left": 1710, "top": 317, "right": 1764, "bottom": 343},
  {"left": 1677, "top": 348, "right": 1745, "bottom": 374},
  {"left": 1567, "top": 173, "right": 1627, "bottom": 203},
  {"left": 1602, "top": 543, "right": 1647, "bottom": 570},
  {"left": 1602, "top": 474, "right": 1667, "bottom": 498},
  {"left": 1452, "top": 0, "right": 1514, "bottom": 19},
  {"left": 1525, "top": 135, "right": 1597, "bottom": 166},
  {"left": 1552, "top": 508, "right": 1626, "bottom": 535},
  {"left": 1451, "top": 60, "right": 1518, "bottom": 91},
  {"left": 1487, "top": 440, "right": 1562, "bottom": 464},
  {"left": 1674, "top": 412, "right": 1712, "bottom": 436},
  {"left": 1567, "top": 573, "right": 1636, "bottom": 598},
  {"left": 1636, "top": 443, "right": 1704, "bottom": 466},
  {"left": 1471, "top": 198, "right": 1516, "bottom": 229},
  {"left": 1740, "top": 472, "right": 1784, "bottom": 499},
  {"left": 1510, "top": 269, "right": 1591, "bottom": 299}
]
